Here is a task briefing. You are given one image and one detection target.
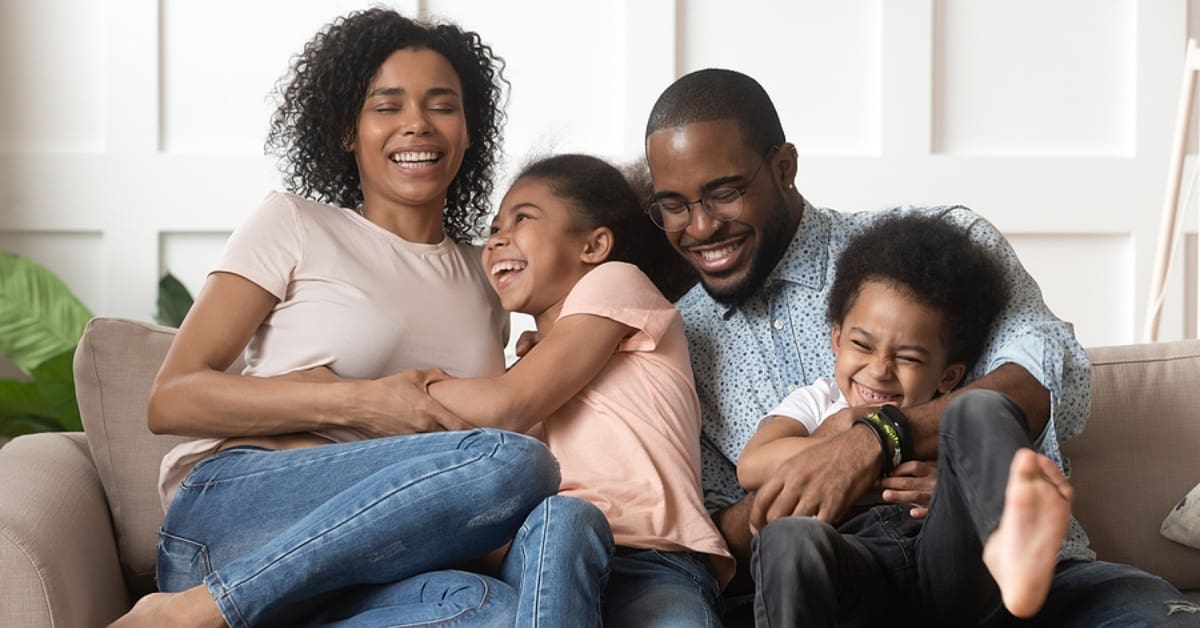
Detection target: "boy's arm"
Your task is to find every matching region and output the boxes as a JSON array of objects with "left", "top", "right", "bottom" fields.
[
  {"left": 428, "top": 314, "right": 632, "bottom": 433},
  {"left": 737, "top": 417, "right": 814, "bottom": 490}
]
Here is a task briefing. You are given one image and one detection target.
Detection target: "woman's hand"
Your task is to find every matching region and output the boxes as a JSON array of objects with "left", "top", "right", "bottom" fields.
[
  {"left": 351, "top": 368, "right": 473, "bottom": 437},
  {"left": 879, "top": 460, "right": 938, "bottom": 519},
  {"left": 272, "top": 366, "right": 471, "bottom": 437}
]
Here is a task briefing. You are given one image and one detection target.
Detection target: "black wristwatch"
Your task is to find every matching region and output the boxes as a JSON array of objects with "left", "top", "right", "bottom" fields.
[{"left": 878, "top": 404, "right": 914, "bottom": 463}]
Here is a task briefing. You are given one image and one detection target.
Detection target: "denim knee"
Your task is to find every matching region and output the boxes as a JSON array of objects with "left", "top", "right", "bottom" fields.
[
  {"left": 522, "top": 494, "right": 613, "bottom": 558},
  {"left": 942, "top": 389, "right": 1030, "bottom": 441},
  {"left": 412, "top": 571, "right": 517, "bottom": 628},
  {"left": 756, "top": 516, "right": 840, "bottom": 565},
  {"left": 540, "top": 495, "right": 609, "bottom": 532},
  {"left": 467, "top": 429, "right": 561, "bottom": 499}
]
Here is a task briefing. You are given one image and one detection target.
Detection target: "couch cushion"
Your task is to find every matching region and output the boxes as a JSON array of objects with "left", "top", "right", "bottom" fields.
[
  {"left": 1161, "top": 481, "right": 1200, "bottom": 550},
  {"left": 75, "top": 318, "right": 186, "bottom": 594},
  {"left": 1066, "top": 341, "right": 1200, "bottom": 590}
]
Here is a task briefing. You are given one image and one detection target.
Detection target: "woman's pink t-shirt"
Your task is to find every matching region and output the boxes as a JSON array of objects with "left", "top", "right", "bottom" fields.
[{"left": 157, "top": 192, "right": 507, "bottom": 509}]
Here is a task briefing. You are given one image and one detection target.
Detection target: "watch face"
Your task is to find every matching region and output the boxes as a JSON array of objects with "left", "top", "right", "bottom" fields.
[
  {"left": 878, "top": 405, "right": 912, "bottom": 462},
  {"left": 879, "top": 404, "right": 906, "bottom": 424}
]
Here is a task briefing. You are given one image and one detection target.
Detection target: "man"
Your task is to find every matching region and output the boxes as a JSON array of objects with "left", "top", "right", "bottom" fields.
[{"left": 643, "top": 68, "right": 1190, "bottom": 626}]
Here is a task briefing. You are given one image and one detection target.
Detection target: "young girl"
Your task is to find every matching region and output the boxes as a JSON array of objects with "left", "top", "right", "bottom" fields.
[{"left": 428, "top": 153, "right": 734, "bottom": 627}]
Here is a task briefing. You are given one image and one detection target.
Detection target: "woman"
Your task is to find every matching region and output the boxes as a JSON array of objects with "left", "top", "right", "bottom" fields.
[{"left": 111, "top": 9, "right": 557, "bottom": 627}]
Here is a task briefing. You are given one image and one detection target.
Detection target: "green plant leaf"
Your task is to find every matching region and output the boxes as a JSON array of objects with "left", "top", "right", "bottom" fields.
[
  {"left": 0, "top": 252, "right": 93, "bottom": 373},
  {"left": 30, "top": 348, "right": 74, "bottom": 386},
  {"left": 0, "top": 414, "right": 65, "bottom": 437},
  {"left": 156, "top": 273, "right": 195, "bottom": 328},
  {"left": 0, "top": 368, "right": 81, "bottom": 433},
  {"left": 34, "top": 378, "right": 81, "bottom": 431},
  {"left": 30, "top": 349, "right": 82, "bottom": 430},
  {"left": 0, "top": 379, "right": 47, "bottom": 419}
]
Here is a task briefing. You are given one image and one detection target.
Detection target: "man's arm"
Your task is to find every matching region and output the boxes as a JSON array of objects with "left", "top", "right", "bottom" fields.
[
  {"left": 712, "top": 495, "right": 756, "bottom": 595},
  {"left": 749, "top": 363, "right": 1050, "bottom": 529},
  {"left": 904, "top": 362, "right": 1050, "bottom": 459}
]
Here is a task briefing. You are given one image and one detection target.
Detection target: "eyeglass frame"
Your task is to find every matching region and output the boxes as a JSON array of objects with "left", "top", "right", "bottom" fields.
[{"left": 645, "top": 145, "right": 780, "bottom": 233}]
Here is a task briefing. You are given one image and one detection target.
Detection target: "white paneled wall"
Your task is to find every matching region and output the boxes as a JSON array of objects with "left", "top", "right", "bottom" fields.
[{"left": 0, "top": 0, "right": 1196, "bottom": 356}]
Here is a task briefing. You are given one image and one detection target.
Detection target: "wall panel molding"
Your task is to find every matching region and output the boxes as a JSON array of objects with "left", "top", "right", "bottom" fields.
[{"left": 0, "top": 0, "right": 1193, "bottom": 344}]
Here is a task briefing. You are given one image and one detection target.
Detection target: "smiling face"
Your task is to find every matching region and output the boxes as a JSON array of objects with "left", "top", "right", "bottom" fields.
[
  {"left": 352, "top": 48, "right": 470, "bottom": 227},
  {"left": 483, "top": 178, "right": 602, "bottom": 328},
  {"left": 645, "top": 119, "right": 800, "bottom": 305},
  {"left": 832, "top": 279, "right": 966, "bottom": 408}
]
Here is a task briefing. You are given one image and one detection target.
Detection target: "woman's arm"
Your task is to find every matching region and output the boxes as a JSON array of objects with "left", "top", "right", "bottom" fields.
[
  {"left": 737, "top": 417, "right": 818, "bottom": 490},
  {"left": 428, "top": 313, "right": 632, "bottom": 433},
  {"left": 148, "top": 272, "right": 465, "bottom": 438}
]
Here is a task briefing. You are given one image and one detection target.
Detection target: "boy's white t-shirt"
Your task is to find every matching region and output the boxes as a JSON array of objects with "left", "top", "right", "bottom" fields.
[
  {"left": 763, "top": 376, "right": 886, "bottom": 506},
  {"left": 763, "top": 375, "right": 846, "bottom": 432},
  {"left": 157, "top": 191, "right": 508, "bottom": 509}
]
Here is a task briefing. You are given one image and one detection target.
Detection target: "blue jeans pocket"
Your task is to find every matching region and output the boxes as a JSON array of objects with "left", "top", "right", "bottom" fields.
[
  {"left": 649, "top": 550, "right": 722, "bottom": 602},
  {"left": 157, "top": 530, "right": 213, "bottom": 592}
]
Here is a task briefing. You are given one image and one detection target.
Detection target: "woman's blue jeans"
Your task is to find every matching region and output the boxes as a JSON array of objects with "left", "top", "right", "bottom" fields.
[{"left": 157, "top": 428, "right": 560, "bottom": 627}]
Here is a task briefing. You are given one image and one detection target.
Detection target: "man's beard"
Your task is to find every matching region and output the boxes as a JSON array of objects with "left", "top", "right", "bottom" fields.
[{"left": 701, "top": 192, "right": 796, "bottom": 306}]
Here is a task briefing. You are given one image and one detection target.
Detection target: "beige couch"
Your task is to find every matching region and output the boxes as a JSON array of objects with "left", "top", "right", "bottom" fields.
[{"left": 1, "top": 317, "right": 1198, "bottom": 627}]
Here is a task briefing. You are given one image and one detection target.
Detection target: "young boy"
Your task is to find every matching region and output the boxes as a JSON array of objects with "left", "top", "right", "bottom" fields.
[{"left": 739, "top": 213, "right": 1075, "bottom": 626}]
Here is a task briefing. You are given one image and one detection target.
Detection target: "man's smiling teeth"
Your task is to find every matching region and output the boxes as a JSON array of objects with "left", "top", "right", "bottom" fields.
[
  {"left": 389, "top": 151, "right": 440, "bottom": 168},
  {"left": 490, "top": 260, "right": 527, "bottom": 276},
  {"left": 699, "top": 244, "right": 738, "bottom": 261}
]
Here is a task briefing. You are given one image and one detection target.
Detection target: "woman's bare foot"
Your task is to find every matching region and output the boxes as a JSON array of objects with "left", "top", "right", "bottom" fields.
[
  {"left": 107, "top": 586, "right": 225, "bottom": 628},
  {"left": 982, "top": 448, "right": 1073, "bottom": 618}
]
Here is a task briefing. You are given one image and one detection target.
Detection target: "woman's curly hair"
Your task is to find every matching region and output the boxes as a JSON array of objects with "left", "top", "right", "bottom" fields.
[{"left": 265, "top": 8, "right": 507, "bottom": 242}]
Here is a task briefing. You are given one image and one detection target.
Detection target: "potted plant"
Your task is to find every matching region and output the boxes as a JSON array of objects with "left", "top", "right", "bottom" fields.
[
  {"left": 0, "top": 251, "right": 92, "bottom": 437},
  {"left": 0, "top": 251, "right": 194, "bottom": 442}
]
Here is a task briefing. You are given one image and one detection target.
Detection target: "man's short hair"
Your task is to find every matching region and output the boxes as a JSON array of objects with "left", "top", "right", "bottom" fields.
[
  {"left": 645, "top": 68, "right": 785, "bottom": 154},
  {"left": 826, "top": 213, "right": 1010, "bottom": 368}
]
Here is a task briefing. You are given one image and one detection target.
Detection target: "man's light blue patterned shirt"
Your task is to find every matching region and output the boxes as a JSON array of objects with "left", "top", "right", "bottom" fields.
[{"left": 677, "top": 203, "right": 1095, "bottom": 561}]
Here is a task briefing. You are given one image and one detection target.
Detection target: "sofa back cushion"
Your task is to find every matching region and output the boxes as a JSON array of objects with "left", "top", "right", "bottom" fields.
[
  {"left": 1067, "top": 340, "right": 1200, "bottom": 590},
  {"left": 74, "top": 317, "right": 1200, "bottom": 595},
  {"left": 73, "top": 317, "right": 241, "bottom": 595}
]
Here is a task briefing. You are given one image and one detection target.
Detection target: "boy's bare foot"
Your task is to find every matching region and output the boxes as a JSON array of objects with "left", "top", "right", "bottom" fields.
[
  {"left": 982, "top": 448, "right": 1072, "bottom": 619},
  {"left": 107, "top": 586, "right": 225, "bottom": 628}
]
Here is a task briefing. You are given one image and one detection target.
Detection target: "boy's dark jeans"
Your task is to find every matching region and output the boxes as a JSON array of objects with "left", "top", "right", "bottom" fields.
[{"left": 751, "top": 389, "right": 1192, "bottom": 628}]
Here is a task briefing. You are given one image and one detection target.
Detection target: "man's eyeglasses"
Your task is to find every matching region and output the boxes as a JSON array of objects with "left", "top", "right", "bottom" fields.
[{"left": 645, "top": 149, "right": 775, "bottom": 232}]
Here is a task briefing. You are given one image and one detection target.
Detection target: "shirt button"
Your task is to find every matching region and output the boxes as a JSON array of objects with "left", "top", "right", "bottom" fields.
[
  {"left": 787, "top": 383, "right": 798, "bottom": 393},
  {"left": 773, "top": 319, "right": 784, "bottom": 330}
]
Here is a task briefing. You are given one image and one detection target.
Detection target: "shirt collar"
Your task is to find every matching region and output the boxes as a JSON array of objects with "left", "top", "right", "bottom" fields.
[
  {"left": 767, "top": 199, "right": 829, "bottom": 291},
  {"left": 716, "top": 200, "right": 830, "bottom": 318}
]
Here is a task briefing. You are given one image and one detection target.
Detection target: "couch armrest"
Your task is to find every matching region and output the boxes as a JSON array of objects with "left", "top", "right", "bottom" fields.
[{"left": 0, "top": 432, "right": 131, "bottom": 628}]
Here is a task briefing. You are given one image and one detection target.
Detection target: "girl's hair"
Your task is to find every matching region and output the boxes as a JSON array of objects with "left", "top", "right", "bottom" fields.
[
  {"left": 515, "top": 154, "right": 697, "bottom": 301},
  {"left": 265, "top": 8, "right": 507, "bottom": 242}
]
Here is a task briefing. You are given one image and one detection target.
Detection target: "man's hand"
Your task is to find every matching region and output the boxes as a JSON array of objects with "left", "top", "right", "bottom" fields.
[
  {"left": 880, "top": 460, "right": 938, "bottom": 519},
  {"left": 749, "top": 424, "right": 882, "bottom": 530},
  {"left": 813, "top": 404, "right": 877, "bottom": 436},
  {"left": 712, "top": 495, "right": 756, "bottom": 595},
  {"left": 515, "top": 330, "right": 541, "bottom": 358}
]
